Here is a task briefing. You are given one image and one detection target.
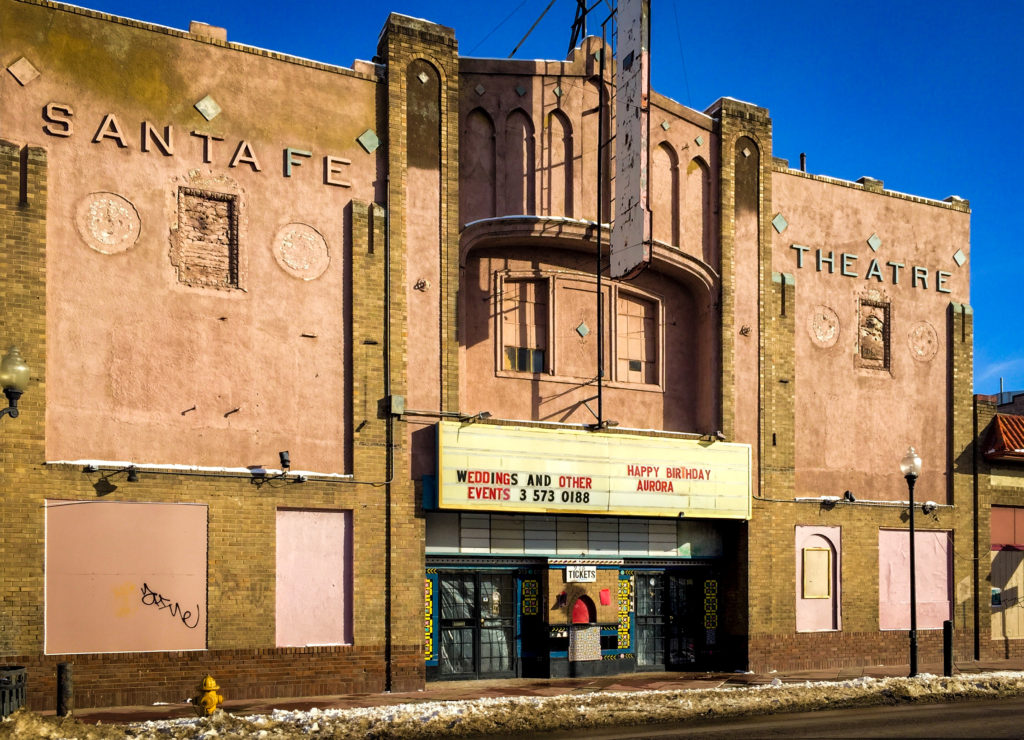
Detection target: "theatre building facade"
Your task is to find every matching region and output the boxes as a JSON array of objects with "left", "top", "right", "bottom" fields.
[{"left": 0, "top": 0, "right": 986, "bottom": 709}]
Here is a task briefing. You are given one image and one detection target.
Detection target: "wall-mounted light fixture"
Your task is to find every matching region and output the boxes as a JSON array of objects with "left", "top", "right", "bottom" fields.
[
  {"left": 82, "top": 463, "right": 140, "bottom": 494},
  {"left": 249, "top": 451, "right": 306, "bottom": 488},
  {"left": 588, "top": 419, "right": 618, "bottom": 431},
  {"left": 921, "top": 501, "right": 937, "bottom": 514},
  {"left": 843, "top": 490, "right": 856, "bottom": 502},
  {"left": 458, "top": 411, "right": 492, "bottom": 423},
  {"left": 0, "top": 347, "right": 30, "bottom": 420}
]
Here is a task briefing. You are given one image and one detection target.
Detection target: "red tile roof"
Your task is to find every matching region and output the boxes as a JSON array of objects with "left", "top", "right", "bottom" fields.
[{"left": 984, "top": 414, "right": 1024, "bottom": 462}]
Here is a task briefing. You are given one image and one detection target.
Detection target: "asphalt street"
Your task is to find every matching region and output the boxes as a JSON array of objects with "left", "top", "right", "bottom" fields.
[{"left": 474, "top": 696, "right": 1024, "bottom": 739}]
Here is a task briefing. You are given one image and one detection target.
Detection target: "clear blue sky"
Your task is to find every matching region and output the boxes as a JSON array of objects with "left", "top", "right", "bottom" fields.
[{"left": 75, "top": 0, "right": 1024, "bottom": 394}]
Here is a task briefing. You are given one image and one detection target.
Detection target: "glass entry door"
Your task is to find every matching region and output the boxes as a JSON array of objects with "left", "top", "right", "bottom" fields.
[
  {"left": 635, "top": 570, "right": 714, "bottom": 670},
  {"left": 438, "top": 573, "right": 517, "bottom": 678},
  {"left": 635, "top": 572, "right": 666, "bottom": 668},
  {"left": 666, "top": 574, "right": 704, "bottom": 669}
]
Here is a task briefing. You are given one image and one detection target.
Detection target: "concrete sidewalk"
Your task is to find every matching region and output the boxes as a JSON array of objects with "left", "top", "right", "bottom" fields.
[{"left": 58, "top": 659, "right": 1024, "bottom": 726}]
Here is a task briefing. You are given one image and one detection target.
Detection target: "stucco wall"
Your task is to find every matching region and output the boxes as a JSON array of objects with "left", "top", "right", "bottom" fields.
[
  {"left": 2, "top": 0, "right": 382, "bottom": 472},
  {"left": 772, "top": 170, "right": 970, "bottom": 502}
]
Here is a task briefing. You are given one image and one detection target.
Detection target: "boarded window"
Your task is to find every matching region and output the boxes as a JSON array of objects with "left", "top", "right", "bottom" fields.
[
  {"left": 992, "top": 506, "right": 1024, "bottom": 548},
  {"left": 991, "top": 506, "right": 1024, "bottom": 640},
  {"left": 878, "top": 529, "right": 951, "bottom": 630},
  {"left": 172, "top": 187, "right": 239, "bottom": 288},
  {"left": 502, "top": 279, "right": 547, "bottom": 373},
  {"left": 796, "top": 526, "right": 840, "bottom": 631},
  {"left": 276, "top": 508, "right": 352, "bottom": 647},
  {"left": 45, "top": 500, "right": 207, "bottom": 654},
  {"left": 858, "top": 299, "right": 890, "bottom": 369},
  {"left": 991, "top": 549, "right": 1024, "bottom": 639},
  {"left": 802, "top": 548, "right": 831, "bottom": 598},
  {"left": 616, "top": 293, "right": 657, "bottom": 384}
]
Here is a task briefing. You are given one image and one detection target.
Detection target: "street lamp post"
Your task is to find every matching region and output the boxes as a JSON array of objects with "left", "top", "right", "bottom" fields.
[{"left": 900, "top": 446, "right": 922, "bottom": 677}]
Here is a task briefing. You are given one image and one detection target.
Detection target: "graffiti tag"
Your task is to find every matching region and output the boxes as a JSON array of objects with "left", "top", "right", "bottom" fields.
[{"left": 140, "top": 583, "right": 200, "bottom": 629}]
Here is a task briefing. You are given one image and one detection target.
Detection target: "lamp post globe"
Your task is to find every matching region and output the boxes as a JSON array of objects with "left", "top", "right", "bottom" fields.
[{"left": 900, "top": 446, "right": 922, "bottom": 479}]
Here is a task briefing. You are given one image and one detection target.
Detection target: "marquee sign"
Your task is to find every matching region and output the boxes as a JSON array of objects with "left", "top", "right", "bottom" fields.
[{"left": 436, "top": 422, "right": 751, "bottom": 520}]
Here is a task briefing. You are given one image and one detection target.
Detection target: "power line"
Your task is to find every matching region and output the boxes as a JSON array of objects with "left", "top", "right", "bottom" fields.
[
  {"left": 467, "top": 0, "right": 532, "bottom": 55},
  {"left": 509, "top": 0, "right": 558, "bottom": 58},
  {"left": 671, "top": 0, "right": 693, "bottom": 106}
]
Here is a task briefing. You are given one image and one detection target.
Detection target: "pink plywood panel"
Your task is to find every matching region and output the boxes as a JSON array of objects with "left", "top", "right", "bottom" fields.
[
  {"left": 992, "top": 506, "right": 1015, "bottom": 546},
  {"left": 45, "top": 500, "right": 207, "bottom": 654},
  {"left": 795, "top": 526, "right": 840, "bottom": 632},
  {"left": 1015, "top": 508, "right": 1024, "bottom": 545},
  {"left": 879, "top": 529, "right": 952, "bottom": 630},
  {"left": 276, "top": 509, "right": 352, "bottom": 647}
]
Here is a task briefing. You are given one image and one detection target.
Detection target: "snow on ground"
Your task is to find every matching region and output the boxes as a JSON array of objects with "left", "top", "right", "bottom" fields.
[{"left": 6, "top": 671, "right": 1024, "bottom": 739}]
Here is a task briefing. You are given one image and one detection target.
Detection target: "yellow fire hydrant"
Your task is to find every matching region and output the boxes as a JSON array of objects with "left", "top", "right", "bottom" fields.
[{"left": 192, "top": 675, "right": 224, "bottom": 716}]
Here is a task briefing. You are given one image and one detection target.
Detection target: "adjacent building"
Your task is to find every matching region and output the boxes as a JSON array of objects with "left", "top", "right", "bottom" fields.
[{"left": 0, "top": 0, "right": 996, "bottom": 710}]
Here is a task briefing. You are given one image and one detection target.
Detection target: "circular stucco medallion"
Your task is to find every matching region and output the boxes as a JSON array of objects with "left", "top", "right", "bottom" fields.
[
  {"left": 75, "top": 192, "right": 141, "bottom": 254},
  {"left": 808, "top": 305, "right": 840, "bottom": 348},
  {"left": 273, "top": 223, "right": 330, "bottom": 280},
  {"left": 908, "top": 321, "right": 939, "bottom": 362}
]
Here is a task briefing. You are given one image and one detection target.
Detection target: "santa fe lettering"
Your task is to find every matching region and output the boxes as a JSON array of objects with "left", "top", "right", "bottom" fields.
[{"left": 41, "top": 103, "right": 351, "bottom": 187}]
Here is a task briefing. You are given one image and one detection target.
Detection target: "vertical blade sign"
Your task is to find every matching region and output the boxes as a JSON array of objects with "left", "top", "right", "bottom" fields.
[{"left": 610, "top": 0, "right": 652, "bottom": 279}]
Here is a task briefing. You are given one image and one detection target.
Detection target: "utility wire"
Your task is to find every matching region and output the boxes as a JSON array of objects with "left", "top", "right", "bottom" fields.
[
  {"left": 671, "top": 0, "right": 693, "bottom": 106},
  {"left": 509, "top": 0, "right": 558, "bottom": 57},
  {"left": 467, "top": 0, "right": 531, "bottom": 55}
]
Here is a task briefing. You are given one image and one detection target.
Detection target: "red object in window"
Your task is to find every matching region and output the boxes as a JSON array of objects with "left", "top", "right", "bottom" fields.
[
  {"left": 600, "top": 588, "right": 611, "bottom": 605},
  {"left": 572, "top": 598, "right": 592, "bottom": 624}
]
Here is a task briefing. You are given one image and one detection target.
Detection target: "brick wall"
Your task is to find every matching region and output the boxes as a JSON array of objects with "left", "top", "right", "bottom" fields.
[
  {"left": 746, "top": 500, "right": 970, "bottom": 671},
  {"left": 0, "top": 110, "right": 425, "bottom": 710},
  {"left": 975, "top": 387, "right": 1024, "bottom": 661},
  {"left": 377, "top": 12, "right": 462, "bottom": 691}
]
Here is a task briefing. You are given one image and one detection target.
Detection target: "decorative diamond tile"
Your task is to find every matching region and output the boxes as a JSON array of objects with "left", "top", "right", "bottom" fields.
[
  {"left": 356, "top": 129, "right": 380, "bottom": 153},
  {"left": 661, "top": 121, "right": 670, "bottom": 131},
  {"left": 553, "top": 85, "right": 563, "bottom": 97},
  {"left": 7, "top": 56, "right": 39, "bottom": 86},
  {"left": 742, "top": 147, "right": 751, "bottom": 158},
  {"left": 417, "top": 71, "right": 429, "bottom": 84},
  {"left": 516, "top": 85, "right": 527, "bottom": 97},
  {"left": 953, "top": 248, "right": 966, "bottom": 267},
  {"left": 771, "top": 213, "right": 788, "bottom": 234},
  {"left": 474, "top": 84, "right": 486, "bottom": 96},
  {"left": 695, "top": 135, "right": 704, "bottom": 146},
  {"left": 867, "top": 233, "right": 882, "bottom": 252},
  {"left": 194, "top": 95, "right": 222, "bottom": 121},
  {"left": 576, "top": 321, "right": 590, "bottom": 337}
]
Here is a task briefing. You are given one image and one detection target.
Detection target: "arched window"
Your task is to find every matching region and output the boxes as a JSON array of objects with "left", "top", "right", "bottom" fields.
[
  {"left": 545, "top": 110, "right": 573, "bottom": 217},
  {"left": 652, "top": 142, "right": 679, "bottom": 246},
  {"left": 685, "top": 156, "right": 713, "bottom": 265},
  {"left": 571, "top": 594, "right": 596, "bottom": 624},
  {"left": 461, "top": 108, "right": 496, "bottom": 222},
  {"left": 796, "top": 526, "right": 840, "bottom": 631},
  {"left": 503, "top": 109, "right": 535, "bottom": 215}
]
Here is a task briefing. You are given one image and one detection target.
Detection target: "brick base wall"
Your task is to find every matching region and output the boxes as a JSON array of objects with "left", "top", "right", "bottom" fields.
[
  {"left": 10, "top": 643, "right": 424, "bottom": 711},
  {"left": 748, "top": 629, "right": 974, "bottom": 672}
]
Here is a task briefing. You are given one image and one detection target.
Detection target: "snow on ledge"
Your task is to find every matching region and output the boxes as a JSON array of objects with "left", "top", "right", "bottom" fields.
[{"left": 45, "top": 459, "right": 352, "bottom": 479}]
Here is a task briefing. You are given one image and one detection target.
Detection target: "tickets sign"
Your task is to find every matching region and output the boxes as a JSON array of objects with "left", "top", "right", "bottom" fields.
[{"left": 436, "top": 422, "right": 751, "bottom": 520}]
